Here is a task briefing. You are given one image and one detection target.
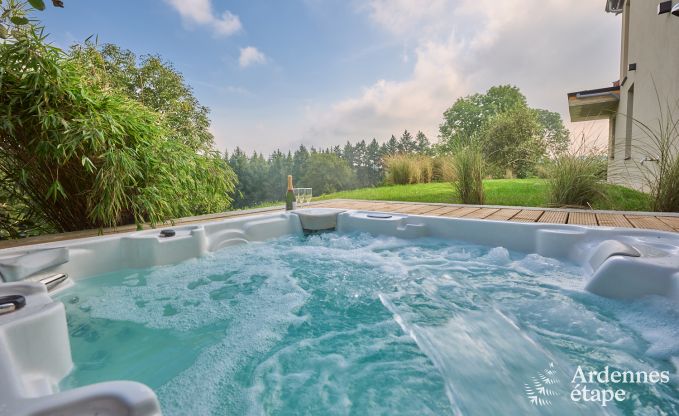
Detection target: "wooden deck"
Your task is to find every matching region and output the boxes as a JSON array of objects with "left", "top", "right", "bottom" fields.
[
  {"left": 312, "top": 200, "right": 679, "bottom": 233},
  {"left": 1, "top": 199, "right": 678, "bottom": 250}
]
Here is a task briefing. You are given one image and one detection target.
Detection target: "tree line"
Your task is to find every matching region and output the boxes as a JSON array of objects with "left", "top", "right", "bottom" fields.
[{"left": 226, "top": 130, "right": 431, "bottom": 208}]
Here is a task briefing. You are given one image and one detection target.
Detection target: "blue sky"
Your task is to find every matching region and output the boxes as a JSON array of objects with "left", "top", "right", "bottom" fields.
[{"left": 40, "top": 1, "right": 621, "bottom": 154}]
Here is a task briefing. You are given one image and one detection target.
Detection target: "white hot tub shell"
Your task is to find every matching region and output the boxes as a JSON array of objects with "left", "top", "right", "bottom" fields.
[{"left": 1, "top": 208, "right": 678, "bottom": 415}]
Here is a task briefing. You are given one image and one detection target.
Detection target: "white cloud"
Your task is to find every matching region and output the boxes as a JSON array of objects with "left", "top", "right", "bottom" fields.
[
  {"left": 303, "top": 38, "right": 467, "bottom": 143},
  {"left": 165, "top": 0, "right": 242, "bottom": 36},
  {"left": 239, "top": 46, "right": 267, "bottom": 68},
  {"left": 302, "top": 0, "right": 620, "bottom": 148}
]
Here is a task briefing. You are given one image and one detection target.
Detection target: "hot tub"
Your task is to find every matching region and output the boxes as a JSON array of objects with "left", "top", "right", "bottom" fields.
[{"left": 1, "top": 209, "right": 678, "bottom": 415}]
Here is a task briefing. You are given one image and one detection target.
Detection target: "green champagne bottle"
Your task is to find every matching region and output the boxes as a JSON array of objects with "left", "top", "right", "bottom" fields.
[{"left": 286, "top": 175, "right": 294, "bottom": 210}]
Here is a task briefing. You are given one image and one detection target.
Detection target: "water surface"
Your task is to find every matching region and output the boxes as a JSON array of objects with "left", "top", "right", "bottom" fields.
[{"left": 59, "top": 233, "right": 679, "bottom": 415}]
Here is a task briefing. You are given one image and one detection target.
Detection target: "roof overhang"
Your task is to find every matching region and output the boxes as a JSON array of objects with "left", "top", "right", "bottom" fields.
[
  {"left": 567, "top": 86, "right": 620, "bottom": 122},
  {"left": 606, "top": 0, "right": 624, "bottom": 14}
]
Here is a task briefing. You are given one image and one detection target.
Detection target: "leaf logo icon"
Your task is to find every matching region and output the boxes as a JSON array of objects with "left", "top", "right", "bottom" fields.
[{"left": 525, "top": 362, "right": 561, "bottom": 406}]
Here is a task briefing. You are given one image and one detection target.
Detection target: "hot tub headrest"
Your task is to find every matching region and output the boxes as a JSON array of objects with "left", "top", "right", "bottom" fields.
[
  {"left": 0, "top": 248, "right": 69, "bottom": 283},
  {"left": 295, "top": 208, "right": 346, "bottom": 231}
]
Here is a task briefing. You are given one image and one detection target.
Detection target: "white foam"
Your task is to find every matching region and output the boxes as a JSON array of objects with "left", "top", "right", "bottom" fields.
[{"left": 157, "top": 266, "right": 308, "bottom": 415}]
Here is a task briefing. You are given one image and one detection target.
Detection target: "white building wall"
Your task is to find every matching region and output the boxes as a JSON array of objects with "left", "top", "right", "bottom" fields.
[{"left": 608, "top": 0, "right": 679, "bottom": 190}]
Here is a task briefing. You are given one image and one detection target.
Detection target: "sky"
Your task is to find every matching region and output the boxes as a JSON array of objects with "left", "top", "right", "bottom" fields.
[{"left": 40, "top": 0, "right": 622, "bottom": 154}]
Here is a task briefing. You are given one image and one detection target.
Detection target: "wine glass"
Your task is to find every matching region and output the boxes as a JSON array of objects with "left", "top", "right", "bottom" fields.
[
  {"left": 293, "top": 188, "right": 302, "bottom": 208},
  {"left": 304, "top": 188, "right": 312, "bottom": 206}
]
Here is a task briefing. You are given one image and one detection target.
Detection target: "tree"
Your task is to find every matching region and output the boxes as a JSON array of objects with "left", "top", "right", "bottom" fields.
[
  {"left": 0, "top": 14, "right": 235, "bottom": 233},
  {"left": 300, "top": 154, "right": 356, "bottom": 195},
  {"left": 342, "top": 141, "right": 356, "bottom": 168},
  {"left": 438, "top": 85, "right": 569, "bottom": 168},
  {"left": 480, "top": 107, "right": 545, "bottom": 178},
  {"left": 331, "top": 145, "right": 342, "bottom": 158},
  {"left": 227, "top": 148, "right": 249, "bottom": 207},
  {"left": 366, "top": 139, "right": 384, "bottom": 185},
  {"left": 399, "top": 130, "right": 417, "bottom": 153},
  {"left": 534, "top": 109, "right": 570, "bottom": 158},
  {"left": 70, "top": 43, "right": 215, "bottom": 152},
  {"left": 292, "top": 145, "right": 310, "bottom": 180},
  {"left": 354, "top": 140, "right": 373, "bottom": 187},
  {"left": 382, "top": 135, "right": 399, "bottom": 156},
  {"left": 415, "top": 131, "right": 431, "bottom": 154},
  {"left": 267, "top": 150, "right": 292, "bottom": 202},
  {"left": 439, "top": 85, "right": 527, "bottom": 146}
]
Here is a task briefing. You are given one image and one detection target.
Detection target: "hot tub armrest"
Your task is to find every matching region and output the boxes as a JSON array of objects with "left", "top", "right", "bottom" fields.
[{"left": 19, "top": 381, "right": 161, "bottom": 416}]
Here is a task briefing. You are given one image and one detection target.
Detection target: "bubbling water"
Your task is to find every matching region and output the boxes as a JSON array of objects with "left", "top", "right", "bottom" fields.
[{"left": 59, "top": 232, "right": 679, "bottom": 415}]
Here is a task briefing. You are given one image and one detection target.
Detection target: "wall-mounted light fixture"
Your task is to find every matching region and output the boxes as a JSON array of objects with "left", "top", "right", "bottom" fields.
[
  {"left": 628, "top": 63, "right": 637, "bottom": 71},
  {"left": 658, "top": 1, "right": 672, "bottom": 14}
]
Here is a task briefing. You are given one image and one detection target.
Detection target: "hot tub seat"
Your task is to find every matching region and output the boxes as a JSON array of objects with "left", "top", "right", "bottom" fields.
[{"left": 0, "top": 282, "right": 161, "bottom": 416}]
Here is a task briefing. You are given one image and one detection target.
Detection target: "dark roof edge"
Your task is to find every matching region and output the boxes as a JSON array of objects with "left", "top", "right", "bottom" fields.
[{"left": 568, "top": 86, "right": 620, "bottom": 98}]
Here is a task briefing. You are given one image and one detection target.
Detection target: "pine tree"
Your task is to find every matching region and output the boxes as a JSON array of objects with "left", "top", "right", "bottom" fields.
[
  {"left": 353, "top": 140, "right": 369, "bottom": 187},
  {"left": 399, "top": 130, "right": 416, "bottom": 153},
  {"left": 384, "top": 135, "right": 399, "bottom": 155},
  {"left": 228, "top": 147, "right": 249, "bottom": 208},
  {"left": 366, "top": 138, "right": 383, "bottom": 185},
  {"left": 268, "top": 149, "right": 291, "bottom": 201},
  {"left": 415, "top": 131, "right": 431, "bottom": 154},
  {"left": 343, "top": 141, "right": 355, "bottom": 168},
  {"left": 292, "top": 145, "right": 310, "bottom": 180}
]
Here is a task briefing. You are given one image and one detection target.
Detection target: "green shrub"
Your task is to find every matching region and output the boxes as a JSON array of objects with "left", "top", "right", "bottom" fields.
[
  {"left": 416, "top": 156, "right": 433, "bottom": 183},
  {"left": 384, "top": 155, "right": 414, "bottom": 184},
  {"left": 652, "top": 158, "right": 679, "bottom": 212},
  {"left": 547, "top": 154, "right": 605, "bottom": 208},
  {"left": 432, "top": 157, "right": 455, "bottom": 182},
  {"left": 0, "top": 11, "right": 236, "bottom": 233},
  {"left": 384, "top": 154, "right": 434, "bottom": 185},
  {"left": 452, "top": 147, "right": 485, "bottom": 204},
  {"left": 384, "top": 155, "right": 435, "bottom": 185}
]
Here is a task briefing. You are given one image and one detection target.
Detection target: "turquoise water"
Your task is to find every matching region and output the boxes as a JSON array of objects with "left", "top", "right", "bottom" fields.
[{"left": 58, "top": 233, "right": 679, "bottom": 415}]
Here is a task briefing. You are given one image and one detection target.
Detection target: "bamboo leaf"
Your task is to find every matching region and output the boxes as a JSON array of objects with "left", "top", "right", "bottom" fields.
[
  {"left": 46, "top": 180, "right": 67, "bottom": 201},
  {"left": 10, "top": 16, "right": 29, "bottom": 25},
  {"left": 28, "top": 0, "right": 46, "bottom": 11}
]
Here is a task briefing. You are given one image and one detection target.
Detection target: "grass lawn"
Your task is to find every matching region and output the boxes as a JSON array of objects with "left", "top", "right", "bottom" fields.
[{"left": 315, "top": 179, "right": 652, "bottom": 212}]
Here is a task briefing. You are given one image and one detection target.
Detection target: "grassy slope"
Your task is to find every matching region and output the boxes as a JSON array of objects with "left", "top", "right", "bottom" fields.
[{"left": 316, "top": 179, "right": 651, "bottom": 212}]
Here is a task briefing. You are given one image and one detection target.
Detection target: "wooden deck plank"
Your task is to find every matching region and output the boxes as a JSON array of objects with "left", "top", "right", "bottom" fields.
[
  {"left": 596, "top": 213, "right": 633, "bottom": 228},
  {"left": 510, "top": 210, "right": 544, "bottom": 223},
  {"left": 389, "top": 204, "right": 433, "bottom": 214},
  {"left": 424, "top": 206, "right": 466, "bottom": 216},
  {"left": 485, "top": 209, "right": 521, "bottom": 221},
  {"left": 347, "top": 202, "right": 383, "bottom": 211},
  {"left": 658, "top": 216, "right": 679, "bottom": 231},
  {"left": 463, "top": 208, "right": 500, "bottom": 219},
  {"left": 360, "top": 202, "right": 397, "bottom": 210},
  {"left": 537, "top": 211, "right": 568, "bottom": 224},
  {"left": 444, "top": 206, "right": 480, "bottom": 218},
  {"left": 368, "top": 202, "right": 402, "bottom": 212},
  {"left": 408, "top": 204, "right": 447, "bottom": 215},
  {"left": 315, "top": 201, "right": 357, "bottom": 208},
  {"left": 626, "top": 215, "right": 675, "bottom": 232},
  {"left": 568, "top": 212, "right": 597, "bottom": 226}
]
